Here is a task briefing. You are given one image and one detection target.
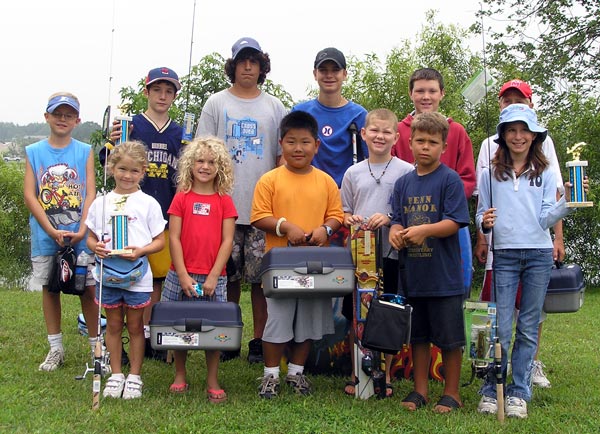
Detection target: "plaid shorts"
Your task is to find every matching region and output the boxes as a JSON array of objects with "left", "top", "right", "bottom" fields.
[{"left": 161, "top": 269, "right": 227, "bottom": 302}]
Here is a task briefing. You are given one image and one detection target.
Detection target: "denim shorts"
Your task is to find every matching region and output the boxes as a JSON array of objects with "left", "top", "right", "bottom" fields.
[{"left": 96, "top": 284, "right": 151, "bottom": 309}]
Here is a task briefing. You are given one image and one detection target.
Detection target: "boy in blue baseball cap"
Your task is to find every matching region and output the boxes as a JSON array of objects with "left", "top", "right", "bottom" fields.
[{"left": 25, "top": 92, "right": 99, "bottom": 372}]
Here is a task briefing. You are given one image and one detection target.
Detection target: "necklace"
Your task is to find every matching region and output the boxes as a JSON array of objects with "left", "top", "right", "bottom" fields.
[{"left": 367, "top": 158, "right": 393, "bottom": 184}]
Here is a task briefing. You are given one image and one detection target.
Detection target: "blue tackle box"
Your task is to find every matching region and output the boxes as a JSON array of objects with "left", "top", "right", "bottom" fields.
[{"left": 543, "top": 263, "right": 585, "bottom": 313}]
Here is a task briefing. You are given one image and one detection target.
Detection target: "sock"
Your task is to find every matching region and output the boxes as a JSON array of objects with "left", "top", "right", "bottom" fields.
[
  {"left": 88, "top": 336, "right": 97, "bottom": 353},
  {"left": 264, "top": 366, "right": 280, "bottom": 378},
  {"left": 111, "top": 372, "right": 125, "bottom": 380},
  {"left": 287, "top": 363, "right": 304, "bottom": 376},
  {"left": 47, "top": 333, "right": 63, "bottom": 352}
]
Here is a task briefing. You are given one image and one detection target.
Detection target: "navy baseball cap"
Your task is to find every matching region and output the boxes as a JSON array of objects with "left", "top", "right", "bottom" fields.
[
  {"left": 231, "top": 37, "right": 262, "bottom": 60},
  {"left": 314, "top": 47, "right": 346, "bottom": 69},
  {"left": 46, "top": 94, "right": 80, "bottom": 114},
  {"left": 145, "top": 67, "right": 181, "bottom": 91}
]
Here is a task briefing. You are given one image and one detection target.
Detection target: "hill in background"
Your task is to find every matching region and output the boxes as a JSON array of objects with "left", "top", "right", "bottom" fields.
[{"left": 0, "top": 121, "right": 101, "bottom": 156}]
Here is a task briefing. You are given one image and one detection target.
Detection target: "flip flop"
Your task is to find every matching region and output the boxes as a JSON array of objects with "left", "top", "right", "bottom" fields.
[
  {"left": 344, "top": 378, "right": 359, "bottom": 396},
  {"left": 433, "top": 394, "right": 463, "bottom": 414},
  {"left": 207, "top": 388, "right": 227, "bottom": 404},
  {"left": 169, "top": 383, "right": 189, "bottom": 394},
  {"left": 401, "top": 390, "right": 428, "bottom": 411}
]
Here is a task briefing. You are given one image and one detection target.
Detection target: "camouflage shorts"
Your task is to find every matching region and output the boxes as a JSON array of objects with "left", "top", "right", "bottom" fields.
[{"left": 228, "top": 225, "right": 265, "bottom": 284}]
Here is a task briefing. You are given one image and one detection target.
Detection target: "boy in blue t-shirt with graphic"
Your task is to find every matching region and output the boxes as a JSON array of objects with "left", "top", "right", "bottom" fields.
[
  {"left": 24, "top": 92, "right": 98, "bottom": 371},
  {"left": 389, "top": 112, "right": 469, "bottom": 413}
]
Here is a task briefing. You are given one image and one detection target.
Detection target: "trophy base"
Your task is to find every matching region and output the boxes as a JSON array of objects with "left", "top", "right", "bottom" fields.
[
  {"left": 109, "top": 249, "right": 133, "bottom": 256},
  {"left": 566, "top": 201, "right": 593, "bottom": 208}
]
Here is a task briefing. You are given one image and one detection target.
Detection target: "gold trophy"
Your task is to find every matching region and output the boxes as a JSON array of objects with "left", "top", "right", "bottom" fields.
[{"left": 566, "top": 142, "right": 593, "bottom": 208}]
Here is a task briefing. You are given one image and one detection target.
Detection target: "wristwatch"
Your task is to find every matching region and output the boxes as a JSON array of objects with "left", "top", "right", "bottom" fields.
[{"left": 321, "top": 224, "right": 333, "bottom": 238}]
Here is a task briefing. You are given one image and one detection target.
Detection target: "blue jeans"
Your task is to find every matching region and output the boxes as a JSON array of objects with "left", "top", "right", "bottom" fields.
[{"left": 479, "top": 248, "right": 553, "bottom": 401}]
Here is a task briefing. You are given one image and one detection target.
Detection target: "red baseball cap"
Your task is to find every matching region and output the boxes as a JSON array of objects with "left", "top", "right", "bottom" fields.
[{"left": 498, "top": 79, "right": 533, "bottom": 100}]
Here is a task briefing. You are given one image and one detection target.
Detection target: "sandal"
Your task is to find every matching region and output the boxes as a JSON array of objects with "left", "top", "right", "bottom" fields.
[
  {"left": 401, "top": 390, "right": 428, "bottom": 411},
  {"left": 207, "top": 388, "right": 227, "bottom": 404},
  {"left": 386, "top": 383, "right": 394, "bottom": 398},
  {"left": 433, "top": 394, "right": 463, "bottom": 414},
  {"left": 344, "top": 378, "right": 359, "bottom": 396},
  {"left": 169, "top": 383, "right": 189, "bottom": 394}
]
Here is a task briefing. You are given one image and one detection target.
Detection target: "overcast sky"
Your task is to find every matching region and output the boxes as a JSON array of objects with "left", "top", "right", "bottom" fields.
[{"left": 2, "top": 0, "right": 482, "bottom": 126}]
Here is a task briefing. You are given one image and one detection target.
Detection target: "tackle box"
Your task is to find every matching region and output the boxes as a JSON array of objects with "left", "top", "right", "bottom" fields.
[
  {"left": 260, "top": 246, "right": 355, "bottom": 298},
  {"left": 150, "top": 301, "right": 243, "bottom": 350},
  {"left": 543, "top": 263, "right": 585, "bottom": 313}
]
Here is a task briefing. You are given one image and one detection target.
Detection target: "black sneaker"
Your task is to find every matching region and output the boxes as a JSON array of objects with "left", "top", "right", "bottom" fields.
[
  {"left": 121, "top": 348, "right": 130, "bottom": 366},
  {"left": 121, "top": 336, "right": 130, "bottom": 367},
  {"left": 144, "top": 337, "right": 168, "bottom": 362},
  {"left": 247, "top": 338, "right": 263, "bottom": 364},
  {"left": 220, "top": 349, "right": 241, "bottom": 362}
]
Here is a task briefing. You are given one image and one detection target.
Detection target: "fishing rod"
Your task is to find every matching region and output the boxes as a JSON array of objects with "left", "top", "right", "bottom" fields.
[
  {"left": 479, "top": 2, "right": 504, "bottom": 423},
  {"left": 181, "top": 0, "right": 197, "bottom": 144},
  {"left": 77, "top": 0, "right": 118, "bottom": 411}
]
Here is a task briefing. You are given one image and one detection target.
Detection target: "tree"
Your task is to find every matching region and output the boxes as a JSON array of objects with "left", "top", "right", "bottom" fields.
[
  {"left": 477, "top": 0, "right": 600, "bottom": 110},
  {"left": 543, "top": 94, "right": 600, "bottom": 283},
  {"left": 343, "top": 11, "right": 491, "bottom": 154},
  {"left": 473, "top": 1, "right": 600, "bottom": 282},
  {"left": 118, "top": 52, "right": 294, "bottom": 127}
]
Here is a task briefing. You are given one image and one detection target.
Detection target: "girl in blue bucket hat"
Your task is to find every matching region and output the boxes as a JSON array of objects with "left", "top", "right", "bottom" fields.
[{"left": 475, "top": 104, "right": 588, "bottom": 418}]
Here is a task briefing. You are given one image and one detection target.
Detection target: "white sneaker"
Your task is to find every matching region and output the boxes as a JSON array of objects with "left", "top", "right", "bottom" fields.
[
  {"left": 38, "top": 349, "right": 65, "bottom": 371},
  {"left": 477, "top": 396, "right": 498, "bottom": 414},
  {"left": 103, "top": 374, "right": 125, "bottom": 398},
  {"left": 122, "top": 376, "right": 143, "bottom": 399},
  {"left": 532, "top": 360, "right": 551, "bottom": 388},
  {"left": 505, "top": 396, "right": 528, "bottom": 419}
]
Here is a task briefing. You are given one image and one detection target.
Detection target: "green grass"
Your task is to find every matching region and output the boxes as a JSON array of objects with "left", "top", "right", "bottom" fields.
[{"left": 1, "top": 287, "right": 599, "bottom": 433}]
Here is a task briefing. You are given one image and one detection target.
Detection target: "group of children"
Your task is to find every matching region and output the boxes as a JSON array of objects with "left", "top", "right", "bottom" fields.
[{"left": 25, "top": 36, "right": 586, "bottom": 418}]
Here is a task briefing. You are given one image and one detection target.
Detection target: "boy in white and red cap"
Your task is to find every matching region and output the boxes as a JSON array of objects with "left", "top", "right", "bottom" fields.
[{"left": 111, "top": 67, "right": 184, "bottom": 361}]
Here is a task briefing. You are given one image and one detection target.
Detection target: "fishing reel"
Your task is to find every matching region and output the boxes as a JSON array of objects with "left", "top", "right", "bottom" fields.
[{"left": 76, "top": 346, "right": 111, "bottom": 381}]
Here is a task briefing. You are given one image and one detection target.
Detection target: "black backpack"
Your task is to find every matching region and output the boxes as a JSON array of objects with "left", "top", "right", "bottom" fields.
[{"left": 48, "top": 240, "right": 82, "bottom": 295}]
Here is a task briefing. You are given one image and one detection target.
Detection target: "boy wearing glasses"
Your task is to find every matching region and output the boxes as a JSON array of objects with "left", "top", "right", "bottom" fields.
[{"left": 24, "top": 92, "right": 99, "bottom": 372}]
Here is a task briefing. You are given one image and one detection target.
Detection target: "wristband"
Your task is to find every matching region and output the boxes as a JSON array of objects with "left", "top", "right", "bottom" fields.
[{"left": 275, "top": 217, "right": 287, "bottom": 237}]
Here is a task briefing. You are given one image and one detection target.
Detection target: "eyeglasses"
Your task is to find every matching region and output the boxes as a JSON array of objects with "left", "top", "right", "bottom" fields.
[{"left": 49, "top": 112, "right": 78, "bottom": 121}]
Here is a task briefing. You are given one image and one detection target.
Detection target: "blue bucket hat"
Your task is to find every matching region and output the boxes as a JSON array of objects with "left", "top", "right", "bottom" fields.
[{"left": 496, "top": 103, "right": 547, "bottom": 144}]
